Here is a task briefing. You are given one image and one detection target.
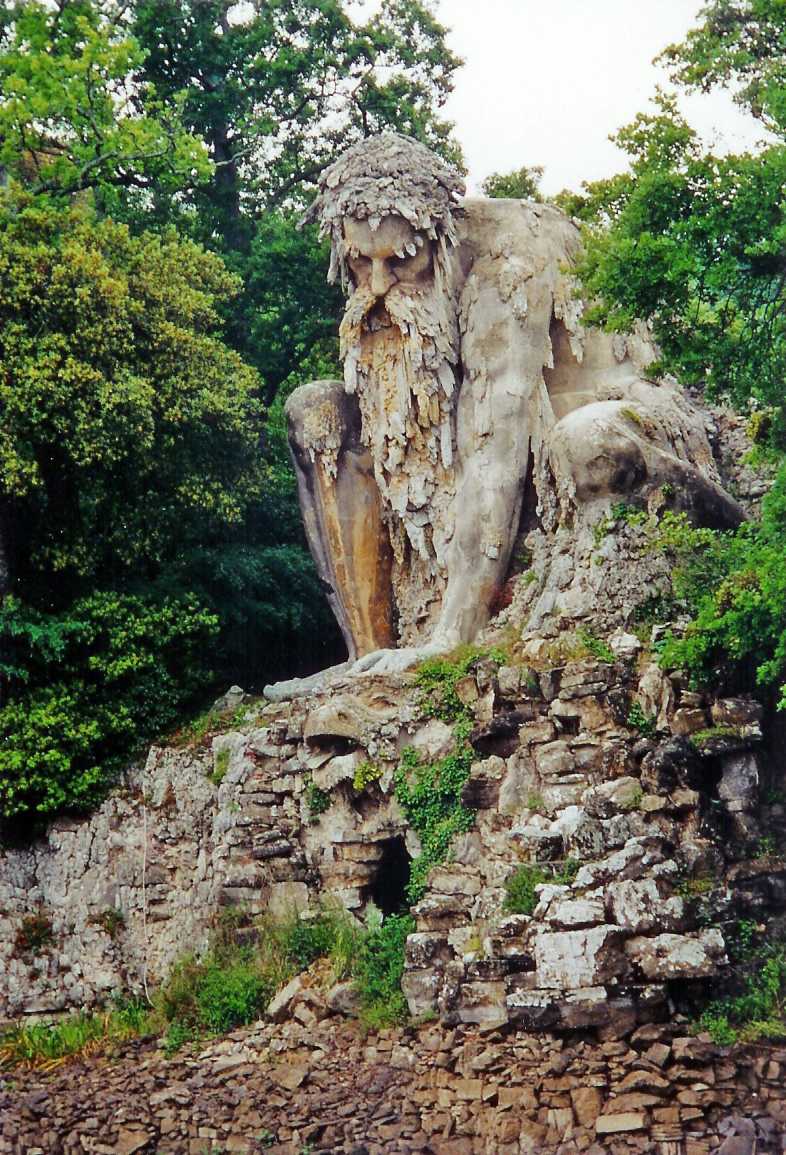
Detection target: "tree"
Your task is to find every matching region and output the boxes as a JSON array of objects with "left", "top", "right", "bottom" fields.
[
  {"left": 569, "top": 5, "right": 786, "bottom": 707},
  {"left": 660, "top": 0, "right": 786, "bottom": 134},
  {"left": 0, "top": 0, "right": 210, "bottom": 202},
  {"left": 481, "top": 164, "right": 544, "bottom": 201},
  {"left": 575, "top": 88, "right": 786, "bottom": 415},
  {"left": 132, "top": 0, "right": 463, "bottom": 237},
  {"left": 0, "top": 193, "right": 265, "bottom": 601}
]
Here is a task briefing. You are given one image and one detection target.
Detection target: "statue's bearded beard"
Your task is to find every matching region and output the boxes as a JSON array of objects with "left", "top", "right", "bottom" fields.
[{"left": 339, "top": 273, "right": 460, "bottom": 641}]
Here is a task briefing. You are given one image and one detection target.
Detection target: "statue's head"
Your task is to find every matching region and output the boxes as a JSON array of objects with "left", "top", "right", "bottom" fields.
[
  {"left": 302, "top": 132, "right": 465, "bottom": 297},
  {"left": 304, "top": 134, "right": 465, "bottom": 499}
]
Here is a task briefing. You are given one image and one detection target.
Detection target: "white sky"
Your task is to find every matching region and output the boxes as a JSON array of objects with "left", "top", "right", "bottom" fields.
[{"left": 437, "top": 0, "right": 769, "bottom": 194}]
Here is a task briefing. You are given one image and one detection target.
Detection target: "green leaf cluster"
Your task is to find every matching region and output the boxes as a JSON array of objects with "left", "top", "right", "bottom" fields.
[
  {"left": 654, "top": 487, "right": 786, "bottom": 707},
  {"left": 394, "top": 744, "right": 475, "bottom": 902},
  {"left": 0, "top": 591, "right": 218, "bottom": 823}
]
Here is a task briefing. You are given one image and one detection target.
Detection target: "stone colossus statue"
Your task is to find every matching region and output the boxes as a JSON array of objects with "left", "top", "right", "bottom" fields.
[{"left": 286, "top": 133, "right": 741, "bottom": 674}]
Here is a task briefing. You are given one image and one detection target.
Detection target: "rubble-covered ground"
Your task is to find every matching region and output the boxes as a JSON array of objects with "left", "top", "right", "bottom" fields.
[{"left": 3, "top": 1013, "right": 786, "bottom": 1154}]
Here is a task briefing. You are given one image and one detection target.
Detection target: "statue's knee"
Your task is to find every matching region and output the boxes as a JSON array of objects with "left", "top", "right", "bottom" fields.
[{"left": 285, "top": 379, "right": 346, "bottom": 455}]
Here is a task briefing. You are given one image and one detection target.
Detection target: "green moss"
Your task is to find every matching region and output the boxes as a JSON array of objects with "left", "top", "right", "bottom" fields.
[
  {"left": 689, "top": 725, "right": 743, "bottom": 749},
  {"left": 210, "top": 747, "right": 231, "bottom": 785}
]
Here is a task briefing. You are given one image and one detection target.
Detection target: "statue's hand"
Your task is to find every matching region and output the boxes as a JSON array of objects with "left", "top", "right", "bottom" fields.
[{"left": 350, "top": 641, "right": 448, "bottom": 676}]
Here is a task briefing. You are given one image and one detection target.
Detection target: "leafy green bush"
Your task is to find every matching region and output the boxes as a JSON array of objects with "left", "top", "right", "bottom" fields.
[
  {"left": 394, "top": 745, "right": 475, "bottom": 902},
  {"left": 700, "top": 946, "right": 786, "bottom": 1045},
  {"left": 504, "top": 859, "right": 582, "bottom": 916},
  {"left": 503, "top": 865, "right": 551, "bottom": 915},
  {"left": 354, "top": 914, "right": 415, "bottom": 1029},
  {"left": 0, "top": 592, "right": 218, "bottom": 825},
  {"left": 305, "top": 780, "right": 331, "bottom": 819},
  {"left": 627, "top": 702, "right": 657, "bottom": 736},
  {"left": 654, "top": 486, "right": 786, "bottom": 708}
]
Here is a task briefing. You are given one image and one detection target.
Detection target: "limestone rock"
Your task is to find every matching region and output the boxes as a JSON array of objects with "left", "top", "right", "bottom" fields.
[
  {"left": 534, "top": 926, "right": 629, "bottom": 989},
  {"left": 625, "top": 929, "right": 727, "bottom": 980}
]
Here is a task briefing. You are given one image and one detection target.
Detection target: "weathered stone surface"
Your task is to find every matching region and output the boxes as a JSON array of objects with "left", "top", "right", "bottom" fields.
[
  {"left": 534, "top": 926, "right": 628, "bottom": 989},
  {"left": 607, "top": 878, "right": 685, "bottom": 935},
  {"left": 625, "top": 930, "right": 727, "bottom": 980}
]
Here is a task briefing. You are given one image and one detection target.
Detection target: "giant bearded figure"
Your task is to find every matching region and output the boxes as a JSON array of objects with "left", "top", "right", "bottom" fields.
[{"left": 287, "top": 134, "right": 741, "bottom": 673}]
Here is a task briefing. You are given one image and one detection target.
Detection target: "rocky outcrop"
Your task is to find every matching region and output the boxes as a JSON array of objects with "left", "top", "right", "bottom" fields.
[{"left": 0, "top": 642, "right": 778, "bottom": 1039}]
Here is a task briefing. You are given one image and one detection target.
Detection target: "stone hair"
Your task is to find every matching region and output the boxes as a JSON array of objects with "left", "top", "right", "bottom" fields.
[{"left": 302, "top": 132, "right": 466, "bottom": 287}]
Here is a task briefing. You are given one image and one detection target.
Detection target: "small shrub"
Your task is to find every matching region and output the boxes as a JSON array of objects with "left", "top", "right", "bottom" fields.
[
  {"left": 91, "top": 908, "right": 125, "bottom": 940},
  {"left": 195, "top": 960, "right": 270, "bottom": 1033},
  {"left": 755, "top": 835, "right": 777, "bottom": 859},
  {"left": 305, "top": 779, "right": 331, "bottom": 818},
  {"left": 627, "top": 701, "right": 656, "bottom": 736},
  {"left": 354, "top": 913, "right": 415, "bottom": 1029},
  {"left": 576, "top": 630, "right": 616, "bottom": 664},
  {"left": 14, "top": 911, "right": 54, "bottom": 956},
  {"left": 503, "top": 865, "right": 551, "bottom": 915},
  {"left": 353, "top": 761, "right": 382, "bottom": 792},
  {"left": 503, "top": 859, "right": 580, "bottom": 915}
]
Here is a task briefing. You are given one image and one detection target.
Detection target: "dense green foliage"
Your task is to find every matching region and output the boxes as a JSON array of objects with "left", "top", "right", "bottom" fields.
[
  {"left": 654, "top": 496, "right": 786, "bottom": 707},
  {"left": 699, "top": 920, "right": 786, "bottom": 1045},
  {"left": 354, "top": 913, "right": 416, "bottom": 1028},
  {"left": 481, "top": 165, "right": 544, "bottom": 201},
  {"left": 0, "top": 592, "right": 217, "bottom": 820},
  {"left": 564, "top": 2, "right": 786, "bottom": 707},
  {"left": 0, "top": 0, "right": 462, "bottom": 829},
  {"left": 395, "top": 744, "right": 475, "bottom": 901}
]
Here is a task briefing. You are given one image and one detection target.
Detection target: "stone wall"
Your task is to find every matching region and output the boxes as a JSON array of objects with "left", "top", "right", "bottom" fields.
[{"left": 2, "top": 642, "right": 783, "bottom": 1037}]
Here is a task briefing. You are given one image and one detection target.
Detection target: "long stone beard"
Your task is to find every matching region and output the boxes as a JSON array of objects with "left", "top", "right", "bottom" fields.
[{"left": 339, "top": 277, "right": 461, "bottom": 643}]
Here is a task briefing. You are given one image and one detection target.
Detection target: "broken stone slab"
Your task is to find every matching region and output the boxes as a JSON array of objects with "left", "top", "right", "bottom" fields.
[
  {"left": 411, "top": 719, "right": 455, "bottom": 760},
  {"left": 595, "top": 1112, "right": 647, "bottom": 1134},
  {"left": 534, "top": 925, "right": 629, "bottom": 989},
  {"left": 326, "top": 981, "right": 362, "bottom": 1016},
  {"left": 718, "top": 752, "right": 759, "bottom": 812},
  {"left": 401, "top": 967, "right": 441, "bottom": 1016},
  {"left": 583, "top": 776, "right": 641, "bottom": 819},
  {"left": 609, "top": 630, "right": 642, "bottom": 661},
  {"left": 405, "top": 932, "right": 451, "bottom": 969},
  {"left": 455, "top": 980, "right": 508, "bottom": 1025},
  {"left": 671, "top": 706, "right": 710, "bottom": 735},
  {"left": 534, "top": 884, "right": 606, "bottom": 929},
  {"left": 711, "top": 698, "right": 764, "bottom": 728},
  {"left": 574, "top": 836, "right": 668, "bottom": 889},
  {"left": 606, "top": 878, "right": 685, "bottom": 935},
  {"left": 311, "top": 750, "right": 364, "bottom": 790},
  {"left": 625, "top": 929, "right": 727, "bottom": 980}
]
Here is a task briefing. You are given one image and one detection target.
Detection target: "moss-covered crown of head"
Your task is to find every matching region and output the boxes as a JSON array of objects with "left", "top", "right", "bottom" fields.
[{"left": 302, "top": 132, "right": 466, "bottom": 286}]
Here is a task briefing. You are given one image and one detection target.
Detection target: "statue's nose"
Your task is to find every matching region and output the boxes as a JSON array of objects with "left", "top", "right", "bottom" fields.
[{"left": 371, "top": 258, "right": 396, "bottom": 298}]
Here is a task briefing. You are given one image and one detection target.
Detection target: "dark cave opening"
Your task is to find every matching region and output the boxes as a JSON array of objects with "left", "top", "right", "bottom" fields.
[{"left": 367, "top": 836, "right": 411, "bottom": 916}]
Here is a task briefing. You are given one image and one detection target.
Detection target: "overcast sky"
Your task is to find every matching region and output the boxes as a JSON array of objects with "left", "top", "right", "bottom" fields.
[{"left": 437, "top": 0, "right": 768, "bottom": 194}]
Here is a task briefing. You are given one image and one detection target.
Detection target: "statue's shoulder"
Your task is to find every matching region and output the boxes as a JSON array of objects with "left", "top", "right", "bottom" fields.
[{"left": 456, "top": 198, "right": 580, "bottom": 267}]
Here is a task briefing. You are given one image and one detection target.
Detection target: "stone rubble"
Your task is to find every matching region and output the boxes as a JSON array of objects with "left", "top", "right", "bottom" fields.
[{"left": 2, "top": 1014, "right": 786, "bottom": 1154}]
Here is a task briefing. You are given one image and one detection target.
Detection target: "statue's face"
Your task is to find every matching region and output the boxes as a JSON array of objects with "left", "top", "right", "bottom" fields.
[{"left": 343, "top": 215, "right": 433, "bottom": 300}]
